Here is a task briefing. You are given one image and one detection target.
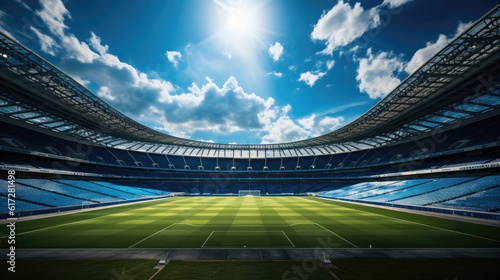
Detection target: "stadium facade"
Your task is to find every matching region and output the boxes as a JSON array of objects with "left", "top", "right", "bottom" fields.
[{"left": 1, "top": 6, "right": 499, "bottom": 218}]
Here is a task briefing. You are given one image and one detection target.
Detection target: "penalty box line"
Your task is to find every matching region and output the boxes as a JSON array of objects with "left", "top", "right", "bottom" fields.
[
  {"left": 128, "top": 224, "right": 176, "bottom": 248},
  {"left": 281, "top": 231, "right": 295, "bottom": 247},
  {"left": 201, "top": 231, "right": 215, "bottom": 248},
  {"left": 318, "top": 197, "right": 500, "bottom": 244},
  {"left": 315, "top": 223, "right": 359, "bottom": 248},
  {"left": 324, "top": 199, "right": 500, "bottom": 244},
  {"left": 201, "top": 230, "right": 296, "bottom": 248}
]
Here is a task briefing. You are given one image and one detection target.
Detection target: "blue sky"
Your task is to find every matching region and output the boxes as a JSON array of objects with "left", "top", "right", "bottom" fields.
[{"left": 1, "top": 0, "right": 498, "bottom": 144}]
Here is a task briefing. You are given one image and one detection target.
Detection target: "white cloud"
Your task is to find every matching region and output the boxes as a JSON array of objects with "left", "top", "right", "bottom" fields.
[
  {"left": 15, "top": 0, "right": 33, "bottom": 11},
  {"left": 35, "top": 0, "right": 71, "bottom": 37},
  {"left": 72, "top": 76, "right": 91, "bottom": 87},
  {"left": 456, "top": 21, "right": 472, "bottom": 35},
  {"left": 311, "top": 0, "right": 413, "bottom": 55},
  {"left": 196, "top": 139, "right": 215, "bottom": 143},
  {"left": 317, "top": 116, "right": 343, "bottom": 135},
  {"left": 326, "top": 60, "right": 335, "bottom": 70},
  {"left": 381, "top": 0, "right": 413, "bottom": 9},
  {"left": 30, "top": 26, "right": 59, "bottom": 56},
  {"left": 166, "top": 51, "right": 182, "bottom": 68},
  {"left": 298, "top": 114, "right": 316, "bottom": 130},
  {"left": 298, "top": 114, "right": 343, "bottom": 136},
  {"left": 282, "top": 104, "right": 292, "bottom": 114},
  {"left": 288, "top": 65, "right": 297, "bottom": 71},
  {"left": 311, "top": 0, "right": 379, "bottom": 55},
  {"left": 267, "top": 71, "right": 283, "bottom": 77},
  {"left": 261, "top": 115, "right": 310, "bottom": 144},
  {"left": 356, "top": 48, "right": 404, "bottom": 99},
  {"left": 298, "top": 71, "right": 326, "bottom": 87},
  {"left": 97, "top": 86, "right": 115, "bottom": 101},
  {"left": 404, "top": 34, "right": 448, "bottom": 74},
  {"left": 70, "top": 45, "right": 274, "bottom": 137},
  {"left": 261, "top": 111, "right": 343, "bottom": 144},
  {"left": 61, "top": 34, "right": 98, "bottom": 63},
  {"left": 89, "top": 32, "right": 109, "bottom": 55},
  {"left": 405, "top": 22, "right": 472, "bottom": 74},
  {"left": 188, "top": 77, "right": 273, "bottom": 130},
  {"left": 268, "top": 42, "right": 284, "bottom": 61},
  {"left": 32, "top": 0, "right": 97, "bottom": 63}
]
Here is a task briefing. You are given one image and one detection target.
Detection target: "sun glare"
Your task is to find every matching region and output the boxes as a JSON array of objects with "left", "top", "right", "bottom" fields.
[
  {"left": 226, "top": 6, "right": 254, "bottom": 35},
  {"left": 212, "top": 0, "right": 268, "bottom": 51}
]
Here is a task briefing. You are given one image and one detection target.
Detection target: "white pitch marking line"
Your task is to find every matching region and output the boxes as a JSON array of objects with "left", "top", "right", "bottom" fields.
[
  {"left": 2, "top": 212, "right": 174, "bottom": 239},
  {"left": 289, "top": 223, "right": 316, "bottom": 227},
  {"left": 176, "top": 222, "right": 199, "bottom": 227},
  {"left": 201, "top": 231, "right": 215, "bottom": 248},
  {"left": 315, "top": 223, "right": 359, "bottom": 248},
  {"left": 128, "top": 224, "right": 176, "bottom": 248},
  {"left": 330, "top": 201, "right": 500, "bottom": 244},
  {"left": 213, "top": 230, "right": 283, "bottom": 232},
  {"left": 282, "top": 231, "right": 296, "bottom": 248},
  {"left": 0, "top": 214, "right": 114, "bottom": 239},
  {"left": 380, "top": 214, "right": 500, "bottom": 243},
  {"left": 0, "top": 203, "right": 158, "bottom": 239}
]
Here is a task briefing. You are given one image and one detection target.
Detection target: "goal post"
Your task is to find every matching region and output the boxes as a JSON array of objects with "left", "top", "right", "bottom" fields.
[{"left": 238, "top": 190, "right": 261, "bottom": 197}]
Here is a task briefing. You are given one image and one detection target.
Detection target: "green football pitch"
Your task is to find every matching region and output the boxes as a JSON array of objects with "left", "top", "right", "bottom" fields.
[{"left": 2, "top": 196, "right": 500, "bottom": 249}]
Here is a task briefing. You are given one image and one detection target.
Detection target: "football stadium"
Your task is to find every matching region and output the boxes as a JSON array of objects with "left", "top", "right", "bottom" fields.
[{"left": 1, "top": 1, "right": 500, "bottom": 280}]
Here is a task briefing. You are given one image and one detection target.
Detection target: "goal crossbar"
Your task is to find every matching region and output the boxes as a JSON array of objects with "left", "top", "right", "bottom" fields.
[{"left": 238, "top": 190, "right": 261, "bottom": 196}]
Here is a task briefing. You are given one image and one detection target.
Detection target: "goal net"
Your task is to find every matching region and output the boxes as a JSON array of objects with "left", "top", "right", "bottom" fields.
[{"left": 238, "top": 190, "right": 261, "bottom": 197}]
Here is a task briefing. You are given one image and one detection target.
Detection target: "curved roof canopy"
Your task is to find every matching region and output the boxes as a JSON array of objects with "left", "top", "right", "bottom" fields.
[{"left": 0, "top": 5, "right": 499, "bottom": 158}]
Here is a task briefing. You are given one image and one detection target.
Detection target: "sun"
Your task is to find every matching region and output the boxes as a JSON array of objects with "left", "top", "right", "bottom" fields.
[
  {"left": 211, "top": 0, "right": 267, "bottom": 49},
  {"left": 226, "top": 6, "right": 255, "bottom": 35}
]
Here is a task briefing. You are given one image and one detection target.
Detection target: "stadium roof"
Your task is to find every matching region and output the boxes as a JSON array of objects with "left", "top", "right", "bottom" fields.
[{"left": 0, "top": 5, "right": 499, "bottom": 158}]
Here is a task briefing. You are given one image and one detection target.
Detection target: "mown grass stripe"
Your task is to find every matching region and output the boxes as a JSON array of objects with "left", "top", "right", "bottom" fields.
[{"left": 4, "top": 197, "right": 500, "bottom": 250}]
